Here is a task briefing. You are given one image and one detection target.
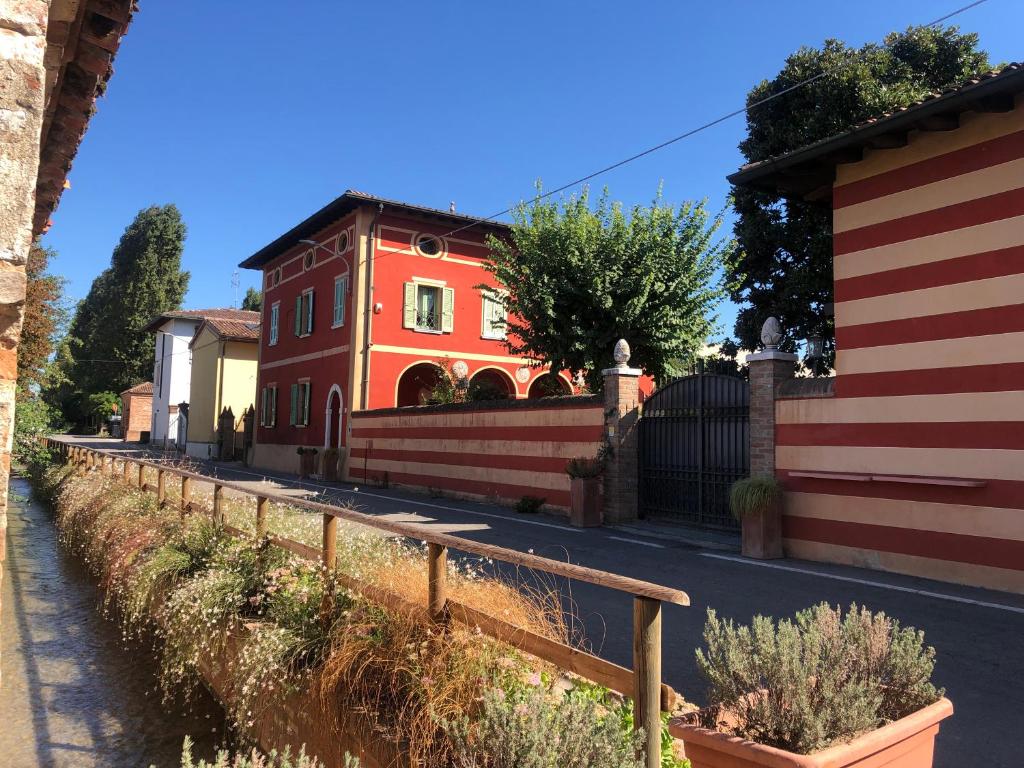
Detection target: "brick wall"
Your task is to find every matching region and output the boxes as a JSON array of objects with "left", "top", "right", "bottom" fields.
[{"left": 122, "top": 393, "right": 152, "bottom": 442}]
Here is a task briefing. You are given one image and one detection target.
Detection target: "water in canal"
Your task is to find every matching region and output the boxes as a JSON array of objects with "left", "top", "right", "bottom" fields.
[{"left": 0, "top": 474, "right": 227, "bottom": 767}]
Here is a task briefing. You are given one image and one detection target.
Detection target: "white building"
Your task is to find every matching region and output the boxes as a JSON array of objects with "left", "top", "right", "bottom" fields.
[{"left": 144, "top": 309, "right": 259, "bottom": 449}]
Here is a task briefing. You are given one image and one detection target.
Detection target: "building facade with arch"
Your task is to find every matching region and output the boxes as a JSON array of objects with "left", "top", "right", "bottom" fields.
[{"left": 240, "top": 190, "right": 584, "bottom": 474}]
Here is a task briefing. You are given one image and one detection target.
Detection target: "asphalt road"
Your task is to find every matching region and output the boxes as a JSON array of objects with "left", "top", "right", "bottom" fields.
[{"left": 59, "top": 437, "right": 1024, "bottom": 767}]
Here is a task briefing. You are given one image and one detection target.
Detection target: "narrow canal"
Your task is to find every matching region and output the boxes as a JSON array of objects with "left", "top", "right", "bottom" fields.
[{"left": 0, "top": 474, "right": 226, "bottom": 768}]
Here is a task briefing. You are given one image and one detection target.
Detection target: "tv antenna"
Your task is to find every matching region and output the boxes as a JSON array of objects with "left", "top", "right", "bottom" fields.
[{"left": 231, "top": 269, "right": 240, "bottom": 308}]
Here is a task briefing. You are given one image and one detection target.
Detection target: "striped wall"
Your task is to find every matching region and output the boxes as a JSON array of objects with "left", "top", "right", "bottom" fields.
[
  {"left": 348, "top": 397, "right": 605, "bottom": 510},
  {"left": 778, "top": 98, "right": 1024, "bottom": 593}
]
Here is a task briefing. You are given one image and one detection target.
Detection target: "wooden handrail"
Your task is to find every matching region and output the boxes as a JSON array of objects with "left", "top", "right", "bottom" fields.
[{"left": 45, "top": 437, "right": 687, "bottom": 758}]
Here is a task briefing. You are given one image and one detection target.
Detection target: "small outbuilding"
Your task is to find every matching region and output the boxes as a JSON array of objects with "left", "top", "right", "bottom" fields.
[{"left": 120, "top": 382, "right": 154, "bottom": 442}]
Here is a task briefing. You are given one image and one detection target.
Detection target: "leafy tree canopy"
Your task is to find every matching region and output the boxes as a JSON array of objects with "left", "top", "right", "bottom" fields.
[
  {"left": 241, "top": 286, "right": 262, "bottom": 312},
  {"left": 485, "top": 186, "right": 729, "bottom": 389},
  {"left": 728, "top": 25, "right": 990, "bottom": 371},
  {"left": 19, "top": 242, "right": 66, "bottom": 398},
  {"left": 46, "top": 204, "right": 189, "bottom": 424}
]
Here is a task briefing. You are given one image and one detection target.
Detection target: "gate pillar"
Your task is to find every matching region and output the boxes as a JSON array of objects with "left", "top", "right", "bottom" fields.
[
  {"left": 746, "top": 318, "right": 797, "bottom": 477},
  {"left": 603, "top": 339, "right": 643, "bottom": 523}
]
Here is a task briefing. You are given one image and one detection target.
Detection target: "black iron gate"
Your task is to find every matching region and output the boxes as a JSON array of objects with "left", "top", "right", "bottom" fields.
[{"left": 638, "top": 372, "right": 749, "bottom": 530}]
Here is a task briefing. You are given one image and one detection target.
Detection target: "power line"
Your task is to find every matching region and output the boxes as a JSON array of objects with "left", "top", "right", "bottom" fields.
[{"left": 351, "top": 0, "right": 990, "bottom": 264}]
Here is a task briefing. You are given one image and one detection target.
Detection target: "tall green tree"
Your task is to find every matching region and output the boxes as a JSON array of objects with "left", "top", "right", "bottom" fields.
[
  {"left": 485, "top": 187, "right": 728, "bottom": 389},
  {"left": 47, "top": 204, "right": 189, "bottom": 423},
  {"left": 241, "top": 286, "right": 262, "bottom": 312},
  {"left": 18, "top": 242, "right": 66, "bottom": 398},
  {"left": 728, "top": 26, "right": 990, "bottom": 370}
]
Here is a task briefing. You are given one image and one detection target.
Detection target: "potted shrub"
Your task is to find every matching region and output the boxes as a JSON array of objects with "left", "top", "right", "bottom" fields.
[
  {"left": 566, "top": 456, "right": 603, "bottom": 527},
  {"left": 671, "top": 603, "right": 953, "bottom": 768},
  {"left": 730, "top": 476, "right": 783, "bottom": 559},
  {"left": 296, "top": 446, "right": 318, "bottom": 479}
]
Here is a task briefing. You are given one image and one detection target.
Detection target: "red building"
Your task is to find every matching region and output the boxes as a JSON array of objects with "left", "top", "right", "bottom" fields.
[{"left": 240, "top": 190, "right": 577, "bottom": 474}]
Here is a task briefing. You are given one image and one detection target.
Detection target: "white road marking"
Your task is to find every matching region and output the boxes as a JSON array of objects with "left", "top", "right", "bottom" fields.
[
  {"left": 701, "top": 553, "right": 1024, "bottom": 615},
  {"left": 606, "top": 536, "right": 666, "bottom": 549}
]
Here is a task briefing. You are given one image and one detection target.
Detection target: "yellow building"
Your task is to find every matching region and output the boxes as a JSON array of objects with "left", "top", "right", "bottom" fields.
[{"left": 185, "top": 316, "right": 260, "bottom": 459}]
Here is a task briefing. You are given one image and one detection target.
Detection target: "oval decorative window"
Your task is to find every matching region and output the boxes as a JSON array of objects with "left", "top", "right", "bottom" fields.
[
  {"left": 337, "top": 231, "right": 349, "bottom": 254},
  {"left": 273, "top": 267, "right": 282, "bottom": 286},
  {"left": 416, "top": 234, "right": 442, "bottom": 257},
  {"left": 303, "top": 250, "right": 315, "bottom": 270}
]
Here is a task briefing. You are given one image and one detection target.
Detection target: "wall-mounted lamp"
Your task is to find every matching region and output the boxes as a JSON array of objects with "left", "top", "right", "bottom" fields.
[
  {"left": 806, "top": 334, "right": 824, "bottom": 360},
  {"left": 373, "top": 302, "right": 383, "bottom": 314}
]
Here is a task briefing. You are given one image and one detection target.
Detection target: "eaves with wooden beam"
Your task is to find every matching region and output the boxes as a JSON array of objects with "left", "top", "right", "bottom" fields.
[
  {"left": 35, "top": 0, "right": 136, "bottom": 236},
  {"left": 728, "top": 62, "right": 1024, "bottom": 202}
]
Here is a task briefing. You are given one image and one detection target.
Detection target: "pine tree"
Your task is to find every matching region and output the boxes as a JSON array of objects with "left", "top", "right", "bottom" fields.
[{"left": 241, "top": 287, "right": 262, "bottom": 312}]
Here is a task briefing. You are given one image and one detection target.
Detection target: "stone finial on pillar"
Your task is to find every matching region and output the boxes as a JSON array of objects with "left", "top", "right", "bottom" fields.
[
  {"left": 746, "top": 318, "right": 797, "bottom": 478},
  {"left": 602, "top": 339, "right": 643, "bottom": 523}
]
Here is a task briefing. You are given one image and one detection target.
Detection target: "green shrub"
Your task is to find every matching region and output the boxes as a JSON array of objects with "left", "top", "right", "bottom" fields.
[
  {"left": 695, "top": 602, "right": 943, "bottom": 754},
  {"left": 443, "top": 685, "right": 645, "bottom": 768},
  {"left": 565, "top": 456, "right": 603, "bottom": 479},
  {"left": 728, "top": 476, "right": 782, "bottom": 520},
  {"left": 171, "top": 735, "right": 357, "bottom": 767},
  {"left": 515, "top": 495, "right": 545, "bottom": 514}
]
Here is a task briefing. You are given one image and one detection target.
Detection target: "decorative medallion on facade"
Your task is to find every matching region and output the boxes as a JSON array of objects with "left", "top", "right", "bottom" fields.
[
  {"left": 515, "top": 366, "right": 531, "bottom": 383},
  {"left": 452, "top": 360, "right": 469, "bottom": 380}
]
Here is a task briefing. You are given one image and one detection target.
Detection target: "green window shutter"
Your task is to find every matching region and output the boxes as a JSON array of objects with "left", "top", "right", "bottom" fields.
[
  {"left": 294, "top": 296, "right": 302, "bottom": 336},
  {"left": 403, "top": 282, "right": 417, "bottom": 328},
  {"left": 260, "top": 388, "right": 267, "bottom": 426},
  {"left": 441, "top": 287, "right": 455, "bottom": 333},
  {"left": 302, "top": 383, "right": 311, "bottom": 425},
  {"left": 269, "top": 387, "right": 276, "bottom": 427},
  {"left": 306, "top": 291, "right": 314, "bottom": 334},
  {"left": 290, "top": 384, "right": 298, "bottom": 425}
]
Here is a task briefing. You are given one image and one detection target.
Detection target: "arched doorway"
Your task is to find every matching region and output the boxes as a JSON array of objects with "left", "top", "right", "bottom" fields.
[
  {"left": 324, "top": 384, "right": 344, "bottom": 450},
  {"left": 527, "top": 372, "right": 571, "bottom": 399},
  {"left": 468, "top": 368, "right": 514, "bottom": 400},
  {"left": 396, "top": 363, "right": 442, "bottom": 407}
]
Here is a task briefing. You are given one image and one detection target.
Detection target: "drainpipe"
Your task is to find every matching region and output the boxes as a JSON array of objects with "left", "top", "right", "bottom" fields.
[
  {"left": 361, "top": 203, "right": 384, "bottom": 410},
  {"left": 216, "top": 340, "right": 226, "bottom": 457}
]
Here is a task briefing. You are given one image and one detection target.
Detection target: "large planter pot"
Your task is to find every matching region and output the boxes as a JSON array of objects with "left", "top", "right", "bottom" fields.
[
  {"left": 298, "top": 450, "right": 317, "bottom": 479},
  {"left": 740, "top": 500, "right": 783, "bottom": 559},
  {"left": 670, "top": 697, "right": 953, "bottom": 768},
  {"left": 569, "top": 476, "right": 603, "bottom": 527},
  {"left": 321, "top": 448, "right": 344, "bottom": 482}
]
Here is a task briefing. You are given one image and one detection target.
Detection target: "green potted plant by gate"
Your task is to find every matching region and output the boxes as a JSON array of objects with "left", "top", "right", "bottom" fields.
[
  {"left": 729, "top": 476, "right": 783, "bottom": 559},
  {"left": 670, "top": 602, "right": 953, "bottom": 768},
  {"left": 565, "top": 455, "right": 604, "bottom": 527},
  {"left": 296, "top": 446, "right": 318, "bottom": 479}
]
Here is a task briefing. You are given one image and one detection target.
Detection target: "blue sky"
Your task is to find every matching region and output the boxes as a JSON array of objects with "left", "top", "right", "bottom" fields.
[{"left": 42, "top": 0, "right": 1020, "bottom": 341}]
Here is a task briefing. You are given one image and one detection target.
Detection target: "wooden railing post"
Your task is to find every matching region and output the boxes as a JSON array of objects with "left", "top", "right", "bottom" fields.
[
  {"left": 213, "top": 484, "right": 224, "bottom": 525},
  {"left": 122, "top": 458, "right": 131, "bottom": 483},
  {"left": 137, "top": 462, "right": 145, "bottom": 488},
  {"left": 633, "top": 596, "right": 662, "bottom": 768},
  {"left": 256, "top": 496, "right": 269, "bottom": 538},
  {"left": 320, "top": 512, "right": 339, "bottom": 624},
  {"left": 428, "top": 542, "right": 449, "bottom": 624},
  {"left": 157, "top": 469, "right": 166, "bottom": 505},
  {"left": 99, "top": 454, "right": 107, "bottom": 475},
  {"left": 180, "top": 476, "right": 192, "bottom": 517}
]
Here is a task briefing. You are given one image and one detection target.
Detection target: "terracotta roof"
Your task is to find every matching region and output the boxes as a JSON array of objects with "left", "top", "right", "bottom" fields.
[
  {"left": 728, "top": 63, "right": 1024, "bottom": 199},
  {"left": 238, "top": 189, "right": 510, "bottom": 270},
  {"left": 144, "top": 308, "right": 260, "bottom": 333},
  {"left": 190, "top": 316, "right": 260, "bottom": 346},
  {"left": 121, "top": 381, "right": 153, "bottom": 396},
  {"left": 35, "top": 0, "right": 137, "bottom": 236}
]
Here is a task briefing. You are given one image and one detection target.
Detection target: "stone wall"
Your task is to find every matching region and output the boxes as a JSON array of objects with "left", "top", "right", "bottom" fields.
[{"left": 0, "top": 0, "right": 49, "bottom": 686}]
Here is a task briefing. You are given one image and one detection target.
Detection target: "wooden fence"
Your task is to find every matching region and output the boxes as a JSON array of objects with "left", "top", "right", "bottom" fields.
[{"left": 46, "top": 438, "right": 689, "bottom": 767}]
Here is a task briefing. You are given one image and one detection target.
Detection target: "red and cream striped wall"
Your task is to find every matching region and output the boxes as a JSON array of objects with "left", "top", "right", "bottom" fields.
[
  {"left": 347, "top": 397, "right": 604, "bottom": 510},
  {"left": 777, "top": 98, "right": 1024, "bottom": 593}
]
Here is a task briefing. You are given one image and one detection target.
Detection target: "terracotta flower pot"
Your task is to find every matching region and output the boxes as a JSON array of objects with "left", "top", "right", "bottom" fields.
[
  {"left": 670, "top": 697, "right": 953, "bottom": 768},
  {"left": 569, "top": 476, "right": 603, "bottom": 527},
  {"left": 740, "top": 499, "right": 782, "bottom": 559}
]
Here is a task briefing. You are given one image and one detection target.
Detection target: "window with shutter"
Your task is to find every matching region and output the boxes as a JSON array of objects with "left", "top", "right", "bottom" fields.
[
  {"left": 481, "top": 291, "right": 506, "bottom": 339},
  {"left": 302, "top": 382, "right": 311, "bottom": 426},
  {"left": 333, "top": 276, "right": 346, "bottom": 327},
  {"left": 304, "top": 291, "right": 314, "bottom": 334},
  {"left": 294, "top": 296, "right": 302, "bottom": 336},
  {"left": 269, "top": 303, "right": 279, "bottom": 345},
  {"left": 403, "top": 282, "right": 417, "bottom": 328},
  {"left": 441, "top": 286, "right": 454, "bottom": 333},
  {"left": 290, "top": 384, "right": 298, "bottom": 425}
]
